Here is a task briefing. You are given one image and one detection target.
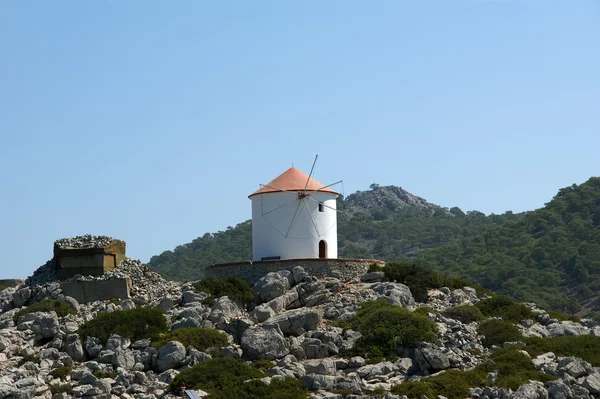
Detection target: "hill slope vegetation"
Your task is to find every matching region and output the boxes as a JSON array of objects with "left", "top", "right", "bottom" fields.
[{"left": 147, "top": 177, "right": 600, "bottom": 316}]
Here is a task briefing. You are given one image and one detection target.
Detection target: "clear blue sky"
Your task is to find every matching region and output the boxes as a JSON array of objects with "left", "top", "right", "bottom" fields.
[{"left": 1, "top": 1, "right": 598, "bottom": 278}]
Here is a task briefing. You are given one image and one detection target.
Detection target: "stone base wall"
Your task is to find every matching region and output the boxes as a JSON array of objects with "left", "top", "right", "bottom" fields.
[
  {"left": 205, "top": 258, "right": 385, "bottom": 286},
  {"left": 60, "top": 278, "right": 132, "bottom": 303}
]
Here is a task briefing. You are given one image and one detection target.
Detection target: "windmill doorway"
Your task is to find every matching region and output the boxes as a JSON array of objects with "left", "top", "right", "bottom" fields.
[{"left": 319, "top": 240, "right": 327, "bottom": 259}]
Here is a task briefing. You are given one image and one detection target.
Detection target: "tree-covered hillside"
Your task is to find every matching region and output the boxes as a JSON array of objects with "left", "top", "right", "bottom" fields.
[
  {"left": 147, "top": 221, "right": 252, "bottom": 281},
  {"left": 147, "top": 185, "right": 518, "bottom": 280},
  {"left": 146, "top": 178, "right": 600, "bottom": 317},
  {"left": 417, "top": 177, "right": 600, "bottom": 315}
]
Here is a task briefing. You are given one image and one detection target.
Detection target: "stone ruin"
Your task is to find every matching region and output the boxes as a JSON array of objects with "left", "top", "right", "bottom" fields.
[{"left": 54, "top": 235, "right": 126, "bottom": 280}]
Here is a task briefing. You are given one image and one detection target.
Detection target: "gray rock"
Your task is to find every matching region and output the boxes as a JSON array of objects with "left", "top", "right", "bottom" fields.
[
  {"left": 263, "top": 308, "right": 320, "bottom": 336},
  {"left": 253, "top": 272, "right": 291, "bottom": 303},
  {"left": 19, "top": 311, "right": 60, "bottom": 340},
  {"left": 348, "top": 356, "right": 366, "bottom": 368},
  {"left": 302, "top": 338, "right": 329, "bottom": 359},
  {"left": 156, "top": 341, "right": 186, "bottom": 372},
  {"left": 361, "top": 272, "right": 385, "bottom": 283},
  {"left": 186, "top": 348, "right": 212, "bottom": 366},
  {"left": 546, "top": 380, "right": 573, "bottom": 399},
  {"left": 84, "top": 336, "right": 103, "bottom": 358},
  {"left": 558, "top": 357, "right": 593, "bottom": 378},
  {"left": 249, "top": 303, "right": 276, "bottom": 323},
  {"left": 65, "top": 333, "right": 86, "bottom": 362},
  {"left": 300, "top": 374, "right": 361, "bottom": 393},
  {"left": 210, "top": 297, "right": 243, "bottom": 319},
  {"left": 105, "top": 334, "right": 130, "bottom": 350},
  {"left": 514, "top": 382, "right": 549, "bottom": 399},
  {"left": 292, "top": 266, "right": 309, "bottom": 283},
  {"left": 240, "top": 325, "right": 289, "bottom": 360},
  {"left": 371, "top": 282, "right": 415, "bottom": 307},
  {"left": 302, "top": 358, "right": 336, "bottom": 375},
  {"left": 415, "top": 347, "right": 450, "bottom": 371},
  {"left": 547, "top": 322, "right": 589, "bottom": 338},
  {"left": 579, "top": 372, "right": 600, "bottom": 394},
  {"left": 357, "top": 361, "right": 395, "bottom": 379},
  {"left": 171, "top": 317, "right": 202, "bottom": 330},
  {"left": 182, "top": 291, "right": 208, "bottom": 305},
  {"left": 113, "top": 349, "right": 136, "bottom": 370}
]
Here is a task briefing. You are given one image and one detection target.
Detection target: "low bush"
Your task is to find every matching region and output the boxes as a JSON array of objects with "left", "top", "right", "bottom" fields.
[
  {"left": 49, "top": 383, "right": 73, "bottom": 395},
  {"left": 378, "top": 263, "right": 485, "bottom": 302},
  {"left": 13, "top": 299, "right": 77, "bottom": 322},
  {"left": 348, "top": 300, "right": 437, "bottom": 358},
  {"left": 391, "top": 349, "right": 555, "bottom": 398},
  {"left": 475, "top": 296, "right": 535, "bottom": 323},
  {"left": 480, "top": 349, "right": 556, "bottom": 389},
  {"left": 209, "top": 377, "right": 308, "bottom": 399},
  {"left": 194, "top": 275, "right": 254, "bottom": 307},
  {"left": 17, "top": 354, "right": 38, "bottom": 366},
  {"left": 442, "top": 305, "right": 484, "bottom": 324},
  {"left": 251, "top": 359, "right": 275, "bottom": 372},
  {"left": 78, "top": 307, "right": 168, "bottom": 343},
  {"left": 93, "top": 370, "right": 118, "bottom": 379},
  {"left": 169, "top": 357, "right": 308, "bottom": 398},
  {"left": 546, "top": 310, "right": 581, "bottom": 323},
  {"left": 523, "top": 335, "right": 600, "bottom": 366},
  {"left": 151, "top": 327, "right": 229, "bottom": 351},
  {"left": 49, "top": 366, "right": 72, "bottom": 380},
  {"left": 477, "top": 319, "right": 522, "bottom": 347}
]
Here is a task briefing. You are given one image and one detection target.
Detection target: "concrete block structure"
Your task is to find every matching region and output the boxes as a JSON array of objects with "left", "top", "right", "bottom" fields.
[{"left": 54, "top": 239, "right": 126, "bottom": 280}]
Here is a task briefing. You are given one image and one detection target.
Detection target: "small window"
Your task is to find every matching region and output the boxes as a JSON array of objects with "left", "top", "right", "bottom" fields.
[{"left": 318, "top": 203, "right": 324, "bottom": 212}]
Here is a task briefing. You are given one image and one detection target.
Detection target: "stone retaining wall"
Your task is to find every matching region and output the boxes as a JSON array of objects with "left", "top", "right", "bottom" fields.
[{"left": 205, "top": 258, "right": 385, "bottom": 285}]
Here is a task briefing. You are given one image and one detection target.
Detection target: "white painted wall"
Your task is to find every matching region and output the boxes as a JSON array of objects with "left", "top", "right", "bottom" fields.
[{"left": 251, "top": 191, "right": 338, "bottom": 261}]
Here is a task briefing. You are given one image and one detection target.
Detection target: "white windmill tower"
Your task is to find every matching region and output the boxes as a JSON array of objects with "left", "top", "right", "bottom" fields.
[{"left": 248, "top": 156, "right": 342, "bottom": 262}]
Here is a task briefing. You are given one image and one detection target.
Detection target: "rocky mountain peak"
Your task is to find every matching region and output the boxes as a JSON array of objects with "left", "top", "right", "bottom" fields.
[{"left": 343, "top": 184, "right": 446, "bottom": 216}]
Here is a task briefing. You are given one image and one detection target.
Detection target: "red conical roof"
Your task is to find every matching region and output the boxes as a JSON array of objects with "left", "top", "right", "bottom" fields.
[{"left": 249, "top": 167, "right": 338, "bottom": 198}]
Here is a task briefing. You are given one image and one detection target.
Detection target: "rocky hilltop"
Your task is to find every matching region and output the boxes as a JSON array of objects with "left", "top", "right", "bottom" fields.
[
  {"left": 341, "top": 185, "right": 446, "bottom": 217},
  {"left": 1, "top": 240, "right": 599, "bottom": 399}
]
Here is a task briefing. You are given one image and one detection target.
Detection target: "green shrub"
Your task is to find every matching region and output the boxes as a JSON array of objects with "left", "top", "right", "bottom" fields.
[
  {"left": 13, "top": 299, "right": 77, "bottom": 322},
  {"left": 477, "top": 319, "right": 522, "bottom": 347},
  {"left": 442, "top": 305, "right": 484, "bottom": 324},
  {"left": 547, "top": 310, "right": 581, "bottom": 323},
  {"left": 475, "top": 296, "right": 535, "bottom": 323},
  {"left": 481, "top": 349, "right": 556, "bottom": 389},
  {"left": 251, "top": 359, "right": 275, "bottom": 372},
  {"left": 379, "top": 263, "right": 483, "bottom": 302},
  {"left": 523, "top": 335, "right": 600, "bottom": 366},
  {"left": 392, "top": 369, "right": 477, "bottom": 399},
  {"left": 392, "top": 349, "right": 555, "bottom": 398},
  {"left": 49, "top": 383, "right": 73, "bottom": 395},
  {"left": 169, "top": 357, "right": 307, "bottom": 398},
  {"left": 194, "top": 275, "right": 254, "bottom": 307},
  {"left": 49, "top": 366, "right": 72, "bottom": 380},
  {"left": 348, "top": 300, "right": 437, "bottom": 357},
  {"left": 93, "top": 370, "right": 118, "bottom": 379},
  {"left": 209, "top": 377, "right": 308, "bottom": 399},
  {"left": 17, "top": 354, "right": 38, "bottom": 366},
  {"left": 78, "top": 307, "right": 168, "bottom": 343},
  {"left": 151, "top": 327, "right": 229, "bottom": 351}
]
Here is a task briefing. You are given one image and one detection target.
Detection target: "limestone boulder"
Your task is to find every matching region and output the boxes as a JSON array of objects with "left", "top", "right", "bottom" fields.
[
  {"left": 240, "top": 325, "right": 289, "bottom": 360},
  {"left": 263, "top": 308, "right": 320, "bottom": 336},
  {"left": 253, "top": 272, "right": 291, "bottom": 303},
  {"left": 156, "top": 341, "right": 186, "bottom": 372}
]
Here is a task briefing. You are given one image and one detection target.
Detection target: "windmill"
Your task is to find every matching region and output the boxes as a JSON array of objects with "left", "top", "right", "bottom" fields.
[{"left": 248, "top": 155, "right": 343, "bottom": 261}]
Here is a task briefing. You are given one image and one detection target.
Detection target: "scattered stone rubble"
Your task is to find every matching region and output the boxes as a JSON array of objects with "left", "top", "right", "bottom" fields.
[
  {"left": 0, "top": 248, "right": 599, "bottom": 399},
  {"left": 54, "top": 235, "right": 115, "bottom": 250}
]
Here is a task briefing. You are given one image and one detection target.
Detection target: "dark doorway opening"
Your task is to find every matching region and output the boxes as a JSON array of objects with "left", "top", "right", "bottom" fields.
[{"left": 319, "top": 240, "right": 327, "bottom": 259}]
